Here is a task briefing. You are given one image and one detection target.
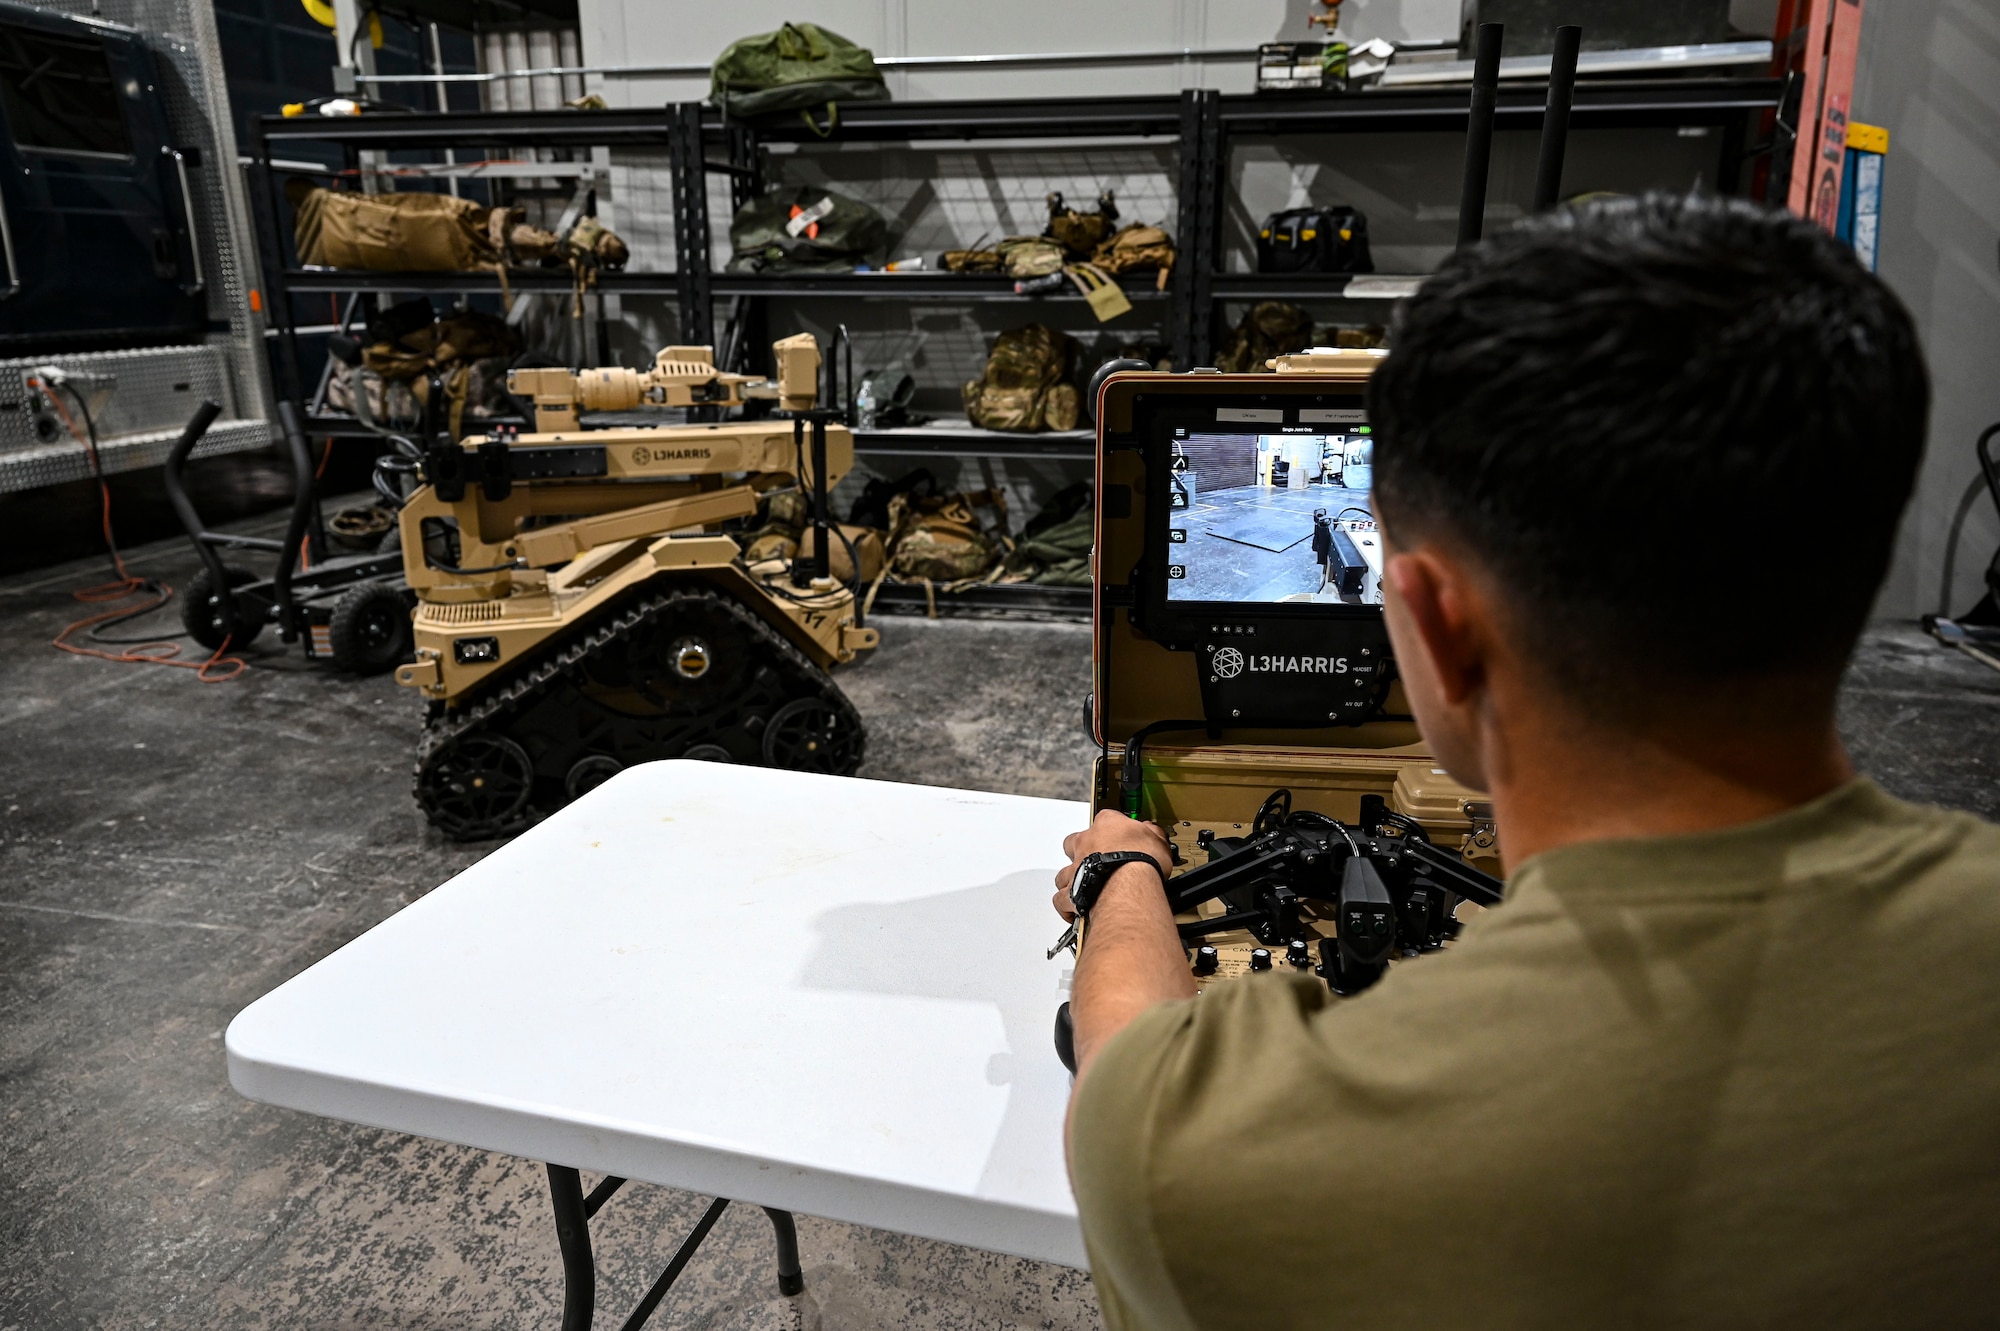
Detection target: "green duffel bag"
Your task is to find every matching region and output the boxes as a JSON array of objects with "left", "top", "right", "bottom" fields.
[
  {"left": 1004, "top": 482, "right": 1095, "bottom": 586},
  {"left": 711, "top": 22, "right": 890, "bottom": 130},
  {"left": 726, "top": 186, "right": 888, "bottom": 274}
]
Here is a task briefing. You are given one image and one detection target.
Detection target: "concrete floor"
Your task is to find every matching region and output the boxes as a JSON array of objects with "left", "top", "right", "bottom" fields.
[
  {"left": 1173, "top": 483, "right": 1378, "bottom": 604},
  {"left": 3, "top": 492, "right": 1998, "bottom": 1331}
]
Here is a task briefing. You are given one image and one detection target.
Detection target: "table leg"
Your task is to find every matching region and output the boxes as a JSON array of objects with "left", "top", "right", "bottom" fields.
[
  {"left": 546, "top": 1164, "right": 597, "bottom": 1331},
  {"left": 542, "top": 1169, "right": 809, "bottom": 1330},
  {"left": 762, "top": 1208, "right": 805, "bottom": 1296}
]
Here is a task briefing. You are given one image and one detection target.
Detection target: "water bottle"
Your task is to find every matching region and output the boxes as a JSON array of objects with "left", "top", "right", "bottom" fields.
[{"left": 854, "top": 375, "right": 878, "bottom": 431}]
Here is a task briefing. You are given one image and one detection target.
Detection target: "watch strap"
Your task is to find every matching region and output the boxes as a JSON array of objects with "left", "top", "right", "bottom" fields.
[{"left": 1069, "top": 850, "right": 1169, "bottom": 917}]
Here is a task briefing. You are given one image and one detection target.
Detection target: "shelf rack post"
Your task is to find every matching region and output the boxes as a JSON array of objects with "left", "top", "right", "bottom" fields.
[
  {"left": 726, "top": 122, "right": 763, "bottom": 213},
  {"left": 670, "top": 101, "right": 715, "bottom": 348},
  {"left": 247, "top": 117, "right": 307, "bottom": 409},
  {"left": 1171, "top": 88, "right": 1221, "bottom": 371},
  {"left": 718, "top": 122, "right": 766, "bottom": 374}
]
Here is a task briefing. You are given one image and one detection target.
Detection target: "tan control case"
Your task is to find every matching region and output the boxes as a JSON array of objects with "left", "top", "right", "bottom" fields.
[{"left": 1089, "top": 358, "right": 1498, "bottom": 981}]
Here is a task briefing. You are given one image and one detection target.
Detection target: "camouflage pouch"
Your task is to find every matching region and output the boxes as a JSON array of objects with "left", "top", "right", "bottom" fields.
[
  {"left": 941, "top": 248, "right": 1001, "bottom": 273},
  {"left": 565, "top": 215, "right": 630, "bottom": 270},
  {"left": 996, "top": 236, "right": 1065, "bottom": 279},
  {"left": 461, "top": 356, "right": 518, "bottom": 419},
  {"left": 1044, "top": 189, "right": 1120, "bottom": 258},
  {"left": 1093, "top": 223, "right": 1177, "bottom": 289}
]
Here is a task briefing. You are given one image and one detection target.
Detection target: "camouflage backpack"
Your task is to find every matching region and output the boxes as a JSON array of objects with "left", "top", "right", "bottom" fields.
[
  {"left": 884, "top": 487, "right": 1009, "bottom": 583},
  {"left": 963, "top": 324, "right": 1081, "bottom": 433},
  {"left": 1214, "top": 300, "right": 1316, "bottom": 373},
  {"left": 737, "top": 488, "right": 884, "bottom": 583},
  {"left": 334, "top": 304, "right": 521, "bottom": 438}
]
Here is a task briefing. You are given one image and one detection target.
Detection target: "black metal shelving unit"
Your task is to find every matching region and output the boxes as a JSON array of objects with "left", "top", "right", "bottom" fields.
[
  {"left": 248, "top": 106, "right": 682, "bottom": 417},
  {"left": 247, "top": 76, "right": 1781, "bottom": 618},
  {"left": 253, "top": 77, "right": 1782, "bottom": 430}
]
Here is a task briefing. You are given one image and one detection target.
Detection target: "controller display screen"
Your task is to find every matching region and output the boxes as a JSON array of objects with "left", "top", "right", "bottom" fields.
[{"left": 1163, "top": 425, "right": 1383, "bottom": 606}]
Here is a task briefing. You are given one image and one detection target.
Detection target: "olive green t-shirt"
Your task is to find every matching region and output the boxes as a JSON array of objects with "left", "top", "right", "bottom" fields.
[{"left": 1070, "top": 779, "right": 2000, "bottom": 1330}]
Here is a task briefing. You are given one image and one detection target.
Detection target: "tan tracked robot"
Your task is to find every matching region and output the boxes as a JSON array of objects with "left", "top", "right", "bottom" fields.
[{"left": 391, "top": 334, "right": 880, "bottom": 839}]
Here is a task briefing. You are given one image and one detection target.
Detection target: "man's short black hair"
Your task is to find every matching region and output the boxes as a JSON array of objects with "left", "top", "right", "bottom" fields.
[{"left": 1368, "top": 192, "right": 1929, "bottom": 713}]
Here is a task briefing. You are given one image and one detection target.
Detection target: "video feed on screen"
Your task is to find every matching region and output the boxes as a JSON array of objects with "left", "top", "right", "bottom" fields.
[{"left": 1164, "top": 426, "right": 1382, "bottom": 605}]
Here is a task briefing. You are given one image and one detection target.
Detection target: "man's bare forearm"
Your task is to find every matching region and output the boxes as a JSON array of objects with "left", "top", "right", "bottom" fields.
[{"left": 1071, "top": 864, "right": 1196, "bottom": 1078}]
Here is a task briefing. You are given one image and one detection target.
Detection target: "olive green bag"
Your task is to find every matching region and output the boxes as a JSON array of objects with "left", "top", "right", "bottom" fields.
[
  {"left": 726, "top": 186, "right": 888, "bottom": 274},
  {"left": 710, "top": 23, "right": 890, "bottom": 132},
  {"left": 1003, "top": 482, "right": 1095, "bottom": 586}
]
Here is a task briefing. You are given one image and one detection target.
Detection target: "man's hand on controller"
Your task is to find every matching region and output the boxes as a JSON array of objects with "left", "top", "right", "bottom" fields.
[
  {"left": 1055, "top": 810, "right": 1193, "bottom": 1101},
  {"left": 1052, "top": 810, "right": 1175, "bottom": 921}
]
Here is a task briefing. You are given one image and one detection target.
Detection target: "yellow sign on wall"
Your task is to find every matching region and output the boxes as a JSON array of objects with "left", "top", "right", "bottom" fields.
[{"left": 1846, "top": 122, "right": 1890, "bottom": 155}]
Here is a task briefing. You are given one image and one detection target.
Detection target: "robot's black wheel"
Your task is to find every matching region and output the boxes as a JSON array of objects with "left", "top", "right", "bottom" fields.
[
  {"left": 563, "top": 754, "right": 623, "bottom": 801},
  {"left": 680, "top": 744, "right": 735, "bottom": 763},
  {"left": 181, "top": 564, "right": 261, "bottom": 651},
  {"left": 760, "top": 697, "right": 863, "bottom": 775},
  {"left": 419, "top": 734, "right": 534, "bottom": 840},
  {"left": 328, "top": 581, "right": 413, "bottom": 675}
]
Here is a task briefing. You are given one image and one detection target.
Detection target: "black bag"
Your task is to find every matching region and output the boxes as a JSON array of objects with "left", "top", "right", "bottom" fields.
[
  {"left": 1256, "top": 206, "right": 1374, "bottom": 275},
  {"left": 847, "top": 467, "right": 938, "bottom": 532}
]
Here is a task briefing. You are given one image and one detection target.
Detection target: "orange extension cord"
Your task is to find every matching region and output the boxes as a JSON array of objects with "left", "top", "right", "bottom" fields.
[{"left": 37, "top": 379, "right": 245, "bottom": 682}]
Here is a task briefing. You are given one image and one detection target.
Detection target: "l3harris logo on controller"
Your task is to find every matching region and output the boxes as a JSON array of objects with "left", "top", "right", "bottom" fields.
[{"left": 1210, "top": 648, "right": 1355, "bottom": 679}]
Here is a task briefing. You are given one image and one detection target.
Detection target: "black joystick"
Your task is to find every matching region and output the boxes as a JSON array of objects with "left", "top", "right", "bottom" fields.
[{"left": 1192, "top": 944, "right": 1219, "bottom": 976}]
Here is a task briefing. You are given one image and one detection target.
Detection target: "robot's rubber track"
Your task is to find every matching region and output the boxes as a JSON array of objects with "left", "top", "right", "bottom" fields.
[{"left": 414, "top": 588, "right": 865, "bottom": 840}]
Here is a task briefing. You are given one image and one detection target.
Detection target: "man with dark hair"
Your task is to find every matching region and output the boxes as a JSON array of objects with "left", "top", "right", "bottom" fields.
[{"left": 1053, "top": 194, "right": 1998, "bottom": 1328}]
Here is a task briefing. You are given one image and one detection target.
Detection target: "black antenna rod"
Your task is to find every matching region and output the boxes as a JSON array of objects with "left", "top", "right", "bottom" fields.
[
  {"left": 1457, "top": 22, "right": 1505, "bottom": 248},
  {"left": 1532, "top": 25, "right": 1582, "bottom": 211}
]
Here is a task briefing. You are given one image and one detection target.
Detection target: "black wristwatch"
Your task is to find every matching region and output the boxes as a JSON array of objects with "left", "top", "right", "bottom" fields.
[{"left": 1068, "top": 850, "right": 1169, "bottom": 918}]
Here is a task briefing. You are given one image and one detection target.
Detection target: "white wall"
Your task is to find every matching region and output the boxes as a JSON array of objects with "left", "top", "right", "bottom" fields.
[
  {"left": 573, "top": 0, "right": 1464, "bottom": 107},
  {"left": 1853, "top": 0, "right": 2000, "bottom": 620}
]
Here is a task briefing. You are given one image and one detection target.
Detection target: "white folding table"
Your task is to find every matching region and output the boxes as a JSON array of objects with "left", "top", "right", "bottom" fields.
[{"left": 227, "top": 762, "right": 1091, "bottom": 1330}]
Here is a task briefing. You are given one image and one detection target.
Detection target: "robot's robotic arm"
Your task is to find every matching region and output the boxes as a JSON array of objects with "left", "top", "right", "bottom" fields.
[{"left": 508, "top": 333, "right": 824, "bottom": 432}]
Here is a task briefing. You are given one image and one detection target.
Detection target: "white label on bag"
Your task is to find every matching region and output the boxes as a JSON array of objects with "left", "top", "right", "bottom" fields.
[{"left": 786, "top": 196, "right": 836, "bottom": 237}]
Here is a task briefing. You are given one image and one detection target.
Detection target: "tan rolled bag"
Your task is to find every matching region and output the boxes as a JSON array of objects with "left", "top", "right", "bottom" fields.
[{"left": 289, "top": 181, "right": 499, "bottom": 271}]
